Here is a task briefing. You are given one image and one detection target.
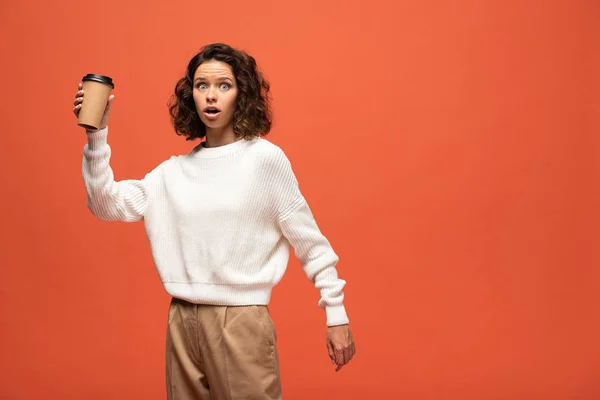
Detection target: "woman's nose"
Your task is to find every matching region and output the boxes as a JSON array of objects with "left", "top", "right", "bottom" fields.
[{"left": 206, "top": 87, "right": 217, "bottom": 102}]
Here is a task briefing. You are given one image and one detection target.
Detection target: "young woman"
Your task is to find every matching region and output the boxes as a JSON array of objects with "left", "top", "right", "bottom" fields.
[{"left": 73, "top": 43, "right": 355, "bottom": 399}]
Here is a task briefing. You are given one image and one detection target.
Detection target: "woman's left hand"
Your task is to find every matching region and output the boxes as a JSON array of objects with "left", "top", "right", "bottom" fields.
[{"left": 326, "top": 324, "right": 356, "bottom": 371}]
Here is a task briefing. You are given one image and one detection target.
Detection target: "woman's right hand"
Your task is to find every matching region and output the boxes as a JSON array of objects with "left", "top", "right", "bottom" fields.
[{"left": 73, "top": 82, "right": 115, "bottom": 132}]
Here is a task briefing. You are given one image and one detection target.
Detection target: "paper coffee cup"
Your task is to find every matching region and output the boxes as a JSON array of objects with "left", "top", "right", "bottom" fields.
[{"left": 77, "top": 74, "right": 115, "bottom": 130}]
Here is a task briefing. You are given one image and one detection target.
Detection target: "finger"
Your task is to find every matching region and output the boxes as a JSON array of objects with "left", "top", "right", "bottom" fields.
[
  {"left": 344, "top": 347, "right": 352, "bottom": 364},
  {"left": 335, "top": 350, "right": 345, "bottom": 371},
  {"left": 74, "top": 97, "right": 83, "bottom": 106},
  {"left": 326, "top": 339, "right": 335, "bottom": 364},
  {"left": 75, "top": 90, "right": 84, "bottom": 97},
  {"left": 104, "top": 94, "right": 115, "bottom": 114}
]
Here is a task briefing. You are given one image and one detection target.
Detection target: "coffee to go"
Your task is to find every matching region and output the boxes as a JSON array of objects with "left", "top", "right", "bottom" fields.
[{"left": 77, "top": 74, "right": 115, "bottom": 131}]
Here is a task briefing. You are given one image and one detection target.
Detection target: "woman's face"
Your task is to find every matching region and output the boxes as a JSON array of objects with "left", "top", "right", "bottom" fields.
[{"left": 192, "top": 60, "right": 238, "bottom": 130}]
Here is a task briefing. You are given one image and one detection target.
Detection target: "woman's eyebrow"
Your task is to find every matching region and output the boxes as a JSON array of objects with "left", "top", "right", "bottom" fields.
[{"left": 195, "top": 75, "right": 234, "bottom": 82}]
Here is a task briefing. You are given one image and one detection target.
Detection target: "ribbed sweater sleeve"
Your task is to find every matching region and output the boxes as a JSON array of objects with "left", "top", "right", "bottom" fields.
[
  {"left": 271, "top": 148, "right": 349, "bottom": 326},
  {"left": 82, "top": 127, "right": 160, "bottom": 222}
]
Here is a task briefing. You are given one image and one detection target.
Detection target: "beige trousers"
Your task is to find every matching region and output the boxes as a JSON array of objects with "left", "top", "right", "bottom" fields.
[{"left": 166, "top": 297, "right": 282, "bottom": 400}]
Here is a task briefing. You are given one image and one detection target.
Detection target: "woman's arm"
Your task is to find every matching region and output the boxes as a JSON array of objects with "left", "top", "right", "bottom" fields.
[
  {"left": 82, "top": 127, "right": 161, "bottom": 222},
  {"left": 270, "top": 147, "right": 349, "bottom": 326},
  {"left": 278, "top": 197, "right": 349, "bottom": 326}
]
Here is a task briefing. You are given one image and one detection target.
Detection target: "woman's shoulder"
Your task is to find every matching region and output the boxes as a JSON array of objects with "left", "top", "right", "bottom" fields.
[
  {"left": 246, "top": 137, "right": 297, "bottom": 180},
  {"left": 250, "top": 136, "right": 288, "bottom": 158},
  {"left": 249, "top": 137, "right": 291, "bottom": 165}
]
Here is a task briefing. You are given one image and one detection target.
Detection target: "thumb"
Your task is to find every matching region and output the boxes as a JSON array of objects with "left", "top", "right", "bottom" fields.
[{"left": 104, "top": 94, "right": 115, "bottom": 115}]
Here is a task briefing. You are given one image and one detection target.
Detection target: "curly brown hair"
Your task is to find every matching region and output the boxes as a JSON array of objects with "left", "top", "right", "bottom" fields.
[{"left": 168, "top": 43, "right": 272, "bottom": 141}]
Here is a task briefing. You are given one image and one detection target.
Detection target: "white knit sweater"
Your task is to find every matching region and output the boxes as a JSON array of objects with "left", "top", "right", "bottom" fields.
[{"left": 82, "top": 127, "right": 348, "bottom": 326}]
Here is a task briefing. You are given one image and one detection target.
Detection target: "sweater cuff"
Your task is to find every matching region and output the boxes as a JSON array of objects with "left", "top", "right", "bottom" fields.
[
  {"left": 86, "top": 126, "right": 109, "bottom": 150},
  {"left": 326, "top": 304, "right": 349, "bottom": 327}
]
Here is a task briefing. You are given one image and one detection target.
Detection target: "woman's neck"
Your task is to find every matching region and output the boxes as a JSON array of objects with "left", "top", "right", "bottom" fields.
[{"left": 204, "top": 125, "right": 238, "bottom": 148}]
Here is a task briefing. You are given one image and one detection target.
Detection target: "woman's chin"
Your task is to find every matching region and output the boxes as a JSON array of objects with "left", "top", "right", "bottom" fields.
[
  {"left": 201, "top": 119, "right": 232, "bottom": 131},
  {"left": 201, "top": 119, "right": 219, "bottom": 129}
]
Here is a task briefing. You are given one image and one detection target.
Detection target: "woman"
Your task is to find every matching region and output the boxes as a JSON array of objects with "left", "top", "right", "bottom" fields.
[{"left": 73, "top": 43, "right": 355, "bottom": 399}]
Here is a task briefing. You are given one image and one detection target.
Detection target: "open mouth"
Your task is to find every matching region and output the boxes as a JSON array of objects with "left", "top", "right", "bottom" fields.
[{"left": 204, "top": 107, "right": 221, "bottom": 115}]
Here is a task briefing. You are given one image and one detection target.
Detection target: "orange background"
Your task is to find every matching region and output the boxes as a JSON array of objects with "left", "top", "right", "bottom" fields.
[{"left": 0, "top": 1, "right": 598, "bottom": 399}]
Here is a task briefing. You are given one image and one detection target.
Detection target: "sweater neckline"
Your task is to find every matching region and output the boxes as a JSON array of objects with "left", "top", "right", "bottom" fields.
[{"left": 191, "top": 137, "right": 256, "bottom": 159}]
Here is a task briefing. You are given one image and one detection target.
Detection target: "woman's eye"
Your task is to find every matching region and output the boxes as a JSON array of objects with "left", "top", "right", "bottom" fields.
[
  {"left": 220, "top": 83, "right": 230, "bottom": 90},
  {"left": 198, "top": 84, "right": 207, "bottom": 90}
]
